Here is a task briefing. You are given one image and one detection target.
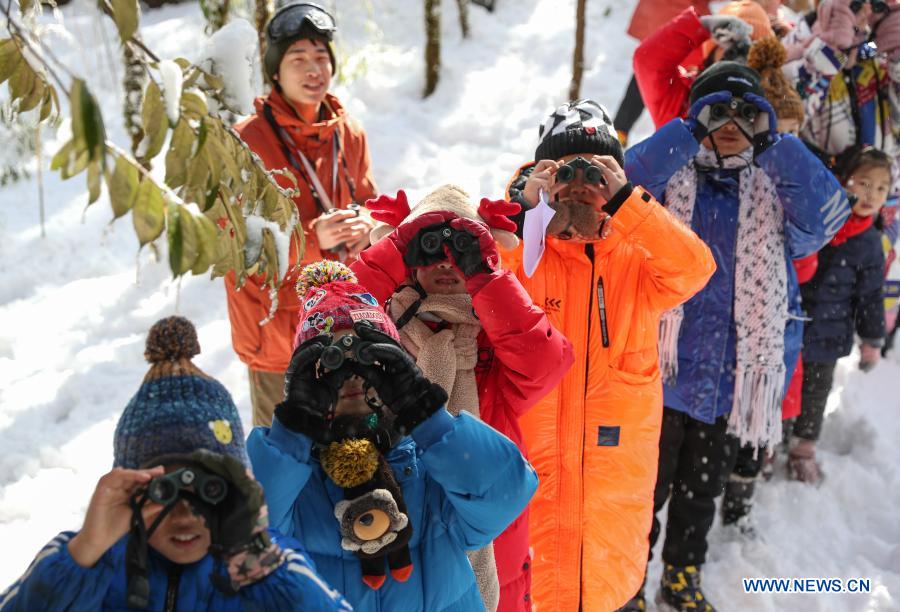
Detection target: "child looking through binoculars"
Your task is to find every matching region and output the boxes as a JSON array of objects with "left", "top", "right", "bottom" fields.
[
  {"left": 246, "top": 260, "right": 541, "bottom": 612},
  {"left": 348, "top": 185, "right": 574, "bottom": 611},
  {"left": 0, "top": 317, "right": 349, "bottom": 611}
]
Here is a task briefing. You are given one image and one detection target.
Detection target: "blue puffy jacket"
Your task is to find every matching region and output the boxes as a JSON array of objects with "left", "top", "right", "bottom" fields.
[
  {"left": 247, "top": 409, "right": 539, "bottom": 612},
  {"left": 625, "top": 120, "right": 849, "bottom": 423},
  {"left": 0, "top": 529, "right": 350, "bottom": 611},
  {"left": 802, "top": 225, "right": 886, "bottom": 362}
]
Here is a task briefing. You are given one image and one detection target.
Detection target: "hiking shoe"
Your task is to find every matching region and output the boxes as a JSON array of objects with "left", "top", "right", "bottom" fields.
[{"left": 656, "top": 564, "right": 717, "bottom": 611}]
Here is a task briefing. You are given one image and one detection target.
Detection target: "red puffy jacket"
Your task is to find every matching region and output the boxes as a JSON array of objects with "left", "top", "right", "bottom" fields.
[
  {"left": 351, "top": 238, "right": 574, "bottom": 611},
  {"left": 634, "top": 7, "right": 714, "bottom": 129}
]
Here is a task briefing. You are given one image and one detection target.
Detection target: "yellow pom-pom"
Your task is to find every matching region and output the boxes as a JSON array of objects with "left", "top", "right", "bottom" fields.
[
  {"left": 320, "top": 438, "right": 379, "bottom": 488},
  {"left": 748, "top": 36, "right": 787, "bottom": 72},
  {"left": 295, "top": 260, "right": 358, "bottom": 299}
]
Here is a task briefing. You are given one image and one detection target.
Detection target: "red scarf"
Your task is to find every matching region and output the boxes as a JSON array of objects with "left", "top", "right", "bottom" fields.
[{"left": 829, "top": 213, "right": 875, "bottom": 246}]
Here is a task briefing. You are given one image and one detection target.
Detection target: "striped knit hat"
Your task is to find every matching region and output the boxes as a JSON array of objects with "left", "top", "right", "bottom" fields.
[
  {"left": 113, "top": 317, "right": 248, "bottom": 469},
  {"left": 534, "top": 99, "right": 623, "bottom": 165},
  {"left": 293, "top": 260, "right": 401, "bottom": 347}
]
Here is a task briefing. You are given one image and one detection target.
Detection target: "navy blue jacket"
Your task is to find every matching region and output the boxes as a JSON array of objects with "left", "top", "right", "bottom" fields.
[
  {"left": 802, "top": 224, "right": 886, "bottom": 362},
  {"left": 0, "top": 530, "right": 350, "bottom": 611},
  {"left": 625, "top": 120, "right": 849, "bottom": 423},
  {"left": 247, "top": 409, "right": 538, "bottom": 611}
]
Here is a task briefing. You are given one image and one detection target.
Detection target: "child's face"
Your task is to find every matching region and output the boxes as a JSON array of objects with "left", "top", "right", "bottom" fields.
[
  {"left": 702, "top": 121, "right": 752, "bottom": 157},
  {"left": 147, "top": 471, "right": 212, "bottom": 564},
  {"left": 847, "top": 165, "right": 891, "bottom": 217},
  {"left": 332, "top": 329, "right": 377, "bottom": 417},
  {"left": 778, "top": 117, "right": 800, "bottom": 136},
  {"left": 415, "top": 261, "right": 467, "bottom": 295}
]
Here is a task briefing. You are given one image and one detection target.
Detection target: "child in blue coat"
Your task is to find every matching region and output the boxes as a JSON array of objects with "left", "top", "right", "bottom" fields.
[
  {"left": 789, "top": 147, "right": 890, "bottom": 484},
  {"left": 0, "top": 317, "right": 349, "bottom": 611},
  {"left": 623, "top": 61, "right": 848, "bottom": 610},
  {"left": 247, "top": 261, "right": 539, "bottom": 612}
]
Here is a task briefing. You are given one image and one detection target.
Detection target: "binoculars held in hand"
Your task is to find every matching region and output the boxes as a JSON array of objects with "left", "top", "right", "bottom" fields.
[
  {"left": 555, "top": 157, "right": 607, "bottom": 185},
  {"left": 147, "top": 467, "right": 227, "bottom": 506}
]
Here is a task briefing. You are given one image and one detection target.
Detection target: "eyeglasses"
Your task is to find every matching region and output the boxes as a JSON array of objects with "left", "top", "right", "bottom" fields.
[
  {"left": 555, "top": 157, "right": 606, "bottom": 185},
  {"left": 267, "top": 2, "right": 336, "bottom": 43},
  {"left": 709, "top": 99, "right": 759, "bottom": 124}
]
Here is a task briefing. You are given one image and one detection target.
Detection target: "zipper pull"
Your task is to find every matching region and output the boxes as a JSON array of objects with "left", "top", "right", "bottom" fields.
[{"left": 597, "top": 276, "right": 610, "bottom": 348}]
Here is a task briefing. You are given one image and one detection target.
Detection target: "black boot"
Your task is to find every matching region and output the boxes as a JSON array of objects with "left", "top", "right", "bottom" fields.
[
  {"left": 656, "top": 564, "right": 717, "bottom": 611},
  {"left": 722, "top": 474, "right": 760, "bottom": 539}
]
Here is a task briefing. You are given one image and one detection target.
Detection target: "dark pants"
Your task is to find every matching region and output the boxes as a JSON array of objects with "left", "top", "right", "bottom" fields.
[
  {"left": 721, "top": 443, "right": 764, "bottom": 523},
  {"left": 650, "top": 408, "right": 740, "bottom": 567},
  {"left": 613, "top": 74, "right": 645, "bottom": 135},
  {"left": 793, "top": 361, "right": 836, "bottom": 441}
]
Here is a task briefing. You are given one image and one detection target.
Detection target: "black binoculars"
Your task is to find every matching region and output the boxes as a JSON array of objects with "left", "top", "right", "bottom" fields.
[
  {"left": 147, "top": 467, "right": 227, "bottom": 506},
  {"left": 710, "top": 98, "right": 759, "bottom": 124},
  {"left": 850, "top": 0, "right": 888, "bottom": 14},
  {"left": 319, "top": 333, "right": 377, "bottom": 371},
  {"left": 555, "top": 157, "right": 606, "bottom": 185},
  {"left": 419, "top": 224, "right": 477, "bottom": 256}
]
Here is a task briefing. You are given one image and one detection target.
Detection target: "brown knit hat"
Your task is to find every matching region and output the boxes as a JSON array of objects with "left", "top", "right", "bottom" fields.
[{"left": 748, "top": 36, "right": 805, "bottom": 124}]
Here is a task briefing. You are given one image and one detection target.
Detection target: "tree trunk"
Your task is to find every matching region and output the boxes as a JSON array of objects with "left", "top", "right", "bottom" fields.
[
  {"left": 455, "top": 0, "right": 469, "bottom": 38},
  {"left": 256, "top": 0, "right": 270, "bottom": 88},
  {"left": 424, "top": 0, "right": 441, "bottom": 97},
  {"left": 569, "top": 0, "right": 586, "bottom": 102}
]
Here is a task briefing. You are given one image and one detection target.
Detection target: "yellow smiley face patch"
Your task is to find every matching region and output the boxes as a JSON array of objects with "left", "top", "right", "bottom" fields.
[{"left": 209, "top": 419, "right": 233, "bottom": 445}]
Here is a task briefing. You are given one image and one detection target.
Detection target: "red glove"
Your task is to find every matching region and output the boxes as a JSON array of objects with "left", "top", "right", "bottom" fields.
[
  {"left": 447, "top": 217, "right": 500, "bottom": 279},
  {"left": 394, "top": 211, "right": 459, "bottom": 254}
]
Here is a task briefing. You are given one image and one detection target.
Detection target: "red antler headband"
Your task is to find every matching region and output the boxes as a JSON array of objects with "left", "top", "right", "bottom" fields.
[
  {"left": 478, "top": 197, "right": 521, "bottom": 233},
  {"left": 365, "top": 191, "right": 411, "bottom": 227}
]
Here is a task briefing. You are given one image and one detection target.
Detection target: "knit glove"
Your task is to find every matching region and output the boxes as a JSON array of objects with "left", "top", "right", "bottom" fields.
[
  {"left": 353, "top": 324, "right": 448, "bottom": 436},
  {"left": 700, "top": 14, "right": 752, "bottom": 51},
  {"left": 875, "top": 8, "right": 900, "bottom": 57},
  {"left": 446, "top": 217, "right": 499, "bottom": 277},
  {"left": 184, "top": 451, "right": 283, "bottom": 590},
  {"left": 859, "top": 342, "right": 882, "bottom": 372},
  {"left": 741, "top": 92, "right": 780, "bottom": 156},
  {"left": 399, "top": 215, "right": 461, "bottom": 269},
  {"left": 814, "top": 0, "right": 859, "bottom": 49},
  {"left": 685, "top": 91, "right": 735, "bottom": 142},
  {"left": 275, "top": 335, "right": 347, "bottom": 445}
]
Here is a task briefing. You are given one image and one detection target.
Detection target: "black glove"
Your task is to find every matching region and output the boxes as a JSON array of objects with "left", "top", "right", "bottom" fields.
[
  {"left": 352, "top": 323, "right": 448, "bottom": 436},
  {"left": 183, "top": 450, "right": 269, "bottom": 556},
  {"left": 275, "top": 335, "right": 350, "bottom": 444}
]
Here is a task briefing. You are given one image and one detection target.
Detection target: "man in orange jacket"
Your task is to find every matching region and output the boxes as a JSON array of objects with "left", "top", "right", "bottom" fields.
[
  {"left": 505, "top": 100, "right": 715, "bottom": 611},
  {"left": 225, "top": 2, "right": 378, "bottom": 426}
]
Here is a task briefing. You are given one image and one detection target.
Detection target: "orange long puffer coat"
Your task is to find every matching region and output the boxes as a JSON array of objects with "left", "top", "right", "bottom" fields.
[
  {"left": 225, "top": 89, "right": 377, "bottom": 372},
  {"left": 504, "top": 185, "right": 715, "bottom": 611}
]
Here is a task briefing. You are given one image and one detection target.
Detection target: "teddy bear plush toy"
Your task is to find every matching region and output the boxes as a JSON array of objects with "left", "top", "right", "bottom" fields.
[{"left": 320, "top": 436, "right": 413, "bottom": 590}]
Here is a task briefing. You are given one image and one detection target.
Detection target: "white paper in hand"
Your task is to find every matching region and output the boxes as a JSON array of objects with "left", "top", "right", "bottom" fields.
[{"left": 522, "top": 189, "right": 556, "bottom": 278}]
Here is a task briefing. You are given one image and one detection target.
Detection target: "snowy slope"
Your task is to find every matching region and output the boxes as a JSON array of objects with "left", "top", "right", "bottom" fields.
[{"left": 0, "top": 1, "right": 896, "bottom": 610}]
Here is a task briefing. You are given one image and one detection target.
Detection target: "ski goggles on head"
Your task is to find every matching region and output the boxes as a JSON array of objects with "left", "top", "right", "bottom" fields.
[
  {"left": 267, "top": 2, "right": 336, "bottom": 43},
  {"left": 555, "top": 156, "right": 606, "bottom": 185}
]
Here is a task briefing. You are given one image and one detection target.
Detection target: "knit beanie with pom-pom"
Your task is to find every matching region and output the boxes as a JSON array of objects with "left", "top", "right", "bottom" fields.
[
  {"left": 113, "top": 316, "right": 248, "bottom": 469},
  {"left": 293, "top": 260, "right": 401, "bottom": 347},
  {"left": 748, "top": 36, "right": 805, "bottom": 125}
]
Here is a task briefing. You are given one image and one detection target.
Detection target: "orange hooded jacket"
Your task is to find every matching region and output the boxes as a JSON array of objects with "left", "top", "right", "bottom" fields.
[
  {"left": 225, "top": 89, "right": 377, "bottom": 372},
  {"left": 504, "top": 185, "right": 715, "bottom": 611}
]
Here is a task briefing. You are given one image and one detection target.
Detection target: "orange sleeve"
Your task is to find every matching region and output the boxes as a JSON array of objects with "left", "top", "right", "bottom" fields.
[{"left": 609, "top": 185, "right": 716, "bottom": 312}]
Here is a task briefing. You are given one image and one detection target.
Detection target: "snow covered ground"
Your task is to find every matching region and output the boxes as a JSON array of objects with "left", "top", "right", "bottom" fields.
[{"left": 0, "top": 1, "right": 897, "bottom": 610}]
